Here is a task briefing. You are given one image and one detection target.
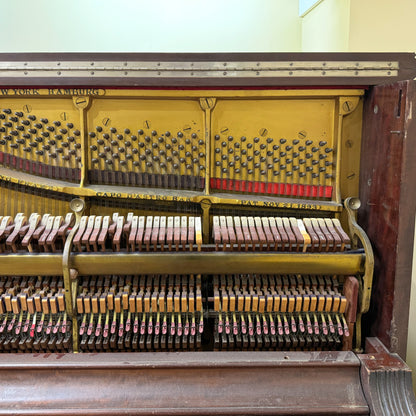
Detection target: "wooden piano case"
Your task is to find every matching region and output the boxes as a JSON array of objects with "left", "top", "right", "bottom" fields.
[{"left": 0, "top": 53, "right": 415, "bottom": 415}]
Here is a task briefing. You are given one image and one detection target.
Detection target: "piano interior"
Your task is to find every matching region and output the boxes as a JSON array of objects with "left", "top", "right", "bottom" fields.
[{"left": 0, "top": 54, "right": 415, "bottom": 415}]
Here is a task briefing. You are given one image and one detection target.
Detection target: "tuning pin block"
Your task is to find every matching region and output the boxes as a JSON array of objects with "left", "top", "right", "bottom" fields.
[
  {"left": 210, "top": 132, "right": 334, "bottom": 199},
  {"left": 88, "top": 124, "right": 205, "bottom": 190},
  {"left": 0, "top": 110, "right": 81, "bottom": 182}
]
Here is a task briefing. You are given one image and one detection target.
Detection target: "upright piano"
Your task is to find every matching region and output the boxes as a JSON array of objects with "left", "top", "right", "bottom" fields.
[{"left": 0, "top": 53, "right": 415, "bottom": 415}]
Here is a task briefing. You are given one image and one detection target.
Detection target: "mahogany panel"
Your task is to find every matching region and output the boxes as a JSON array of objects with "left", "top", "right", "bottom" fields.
[
  {"left": 0, "top": 352, "right": 368, "bottom": 415},
  {"left": 359, "top": 80, "right": 416, "bottom": 357}
]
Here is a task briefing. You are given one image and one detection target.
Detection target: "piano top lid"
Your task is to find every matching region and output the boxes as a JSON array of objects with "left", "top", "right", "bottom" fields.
[{"left": 0, "top": 52, "right": 415, "bottom": 87}]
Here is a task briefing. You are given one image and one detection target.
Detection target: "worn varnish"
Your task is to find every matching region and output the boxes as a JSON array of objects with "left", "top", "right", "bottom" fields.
[{"left": 359, "top": 80, "right": 416, "bottom": 357}]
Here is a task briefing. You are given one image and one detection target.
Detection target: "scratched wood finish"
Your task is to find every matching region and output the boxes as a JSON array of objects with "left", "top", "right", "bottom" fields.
[
  {"left": 0, "top": 351, "right": 369, "bottom": 415},
  {"left": 359, "top": 338, "right": 416, "bottom": 415},
  {"left": 359, "top": 80, "right": 416, "bottom": 358}
]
